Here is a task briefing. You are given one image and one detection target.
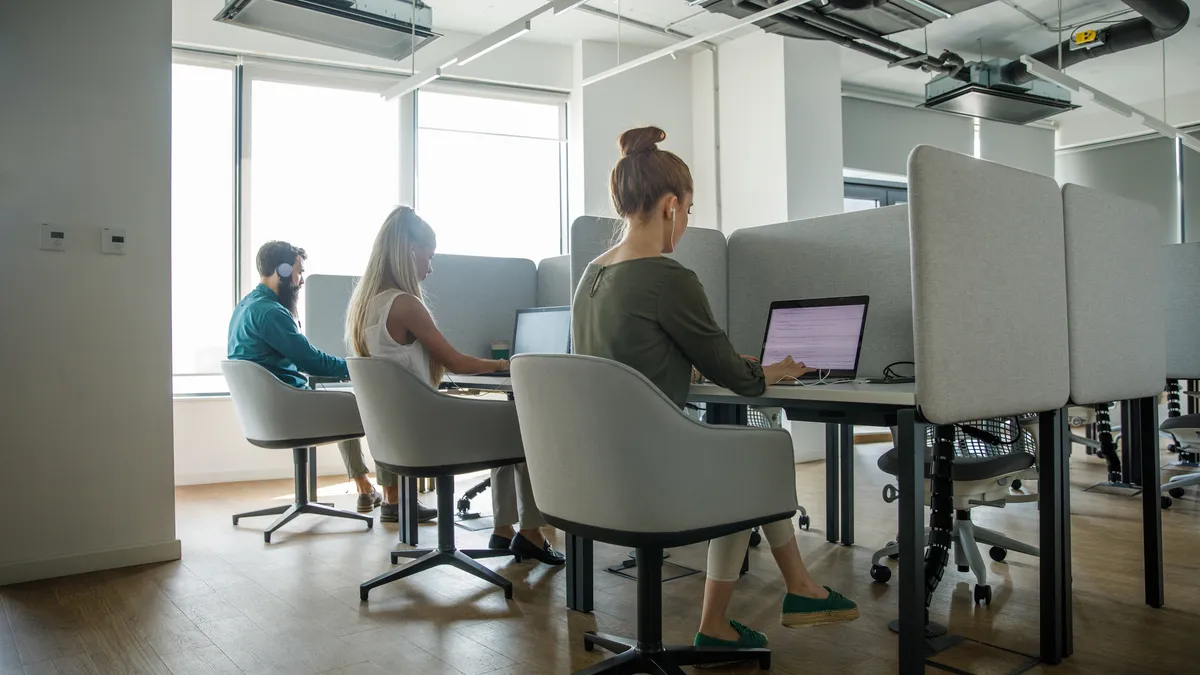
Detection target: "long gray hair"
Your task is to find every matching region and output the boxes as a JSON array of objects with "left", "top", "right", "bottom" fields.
[{"left": 345, "top": 206, "right": 444, "bottom": 385}]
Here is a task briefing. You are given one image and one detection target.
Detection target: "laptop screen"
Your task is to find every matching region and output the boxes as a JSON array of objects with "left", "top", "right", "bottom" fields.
[
  {"left": 513, "top": 307, "right": 571, "bottom": 356},
  {"left": 759, "top": 297, "right": 869, "bottom": 377}
]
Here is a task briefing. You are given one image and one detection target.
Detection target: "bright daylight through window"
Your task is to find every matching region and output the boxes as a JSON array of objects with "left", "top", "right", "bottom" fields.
[{"left": 417, "top": 91, "right": 565, "bottom": 263}]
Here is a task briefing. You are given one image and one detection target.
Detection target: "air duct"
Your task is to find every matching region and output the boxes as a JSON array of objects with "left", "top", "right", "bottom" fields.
[
  {"left": 214, "top": 0, "right": 440, "bottom": 61},
  {"left": 1005, "top": 0, "right": 1190, "bottom": 84}
]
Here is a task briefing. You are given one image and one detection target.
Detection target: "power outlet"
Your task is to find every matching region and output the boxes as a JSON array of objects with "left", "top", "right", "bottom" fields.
[
  {"left": 39, "top": 224, "right": 67, "bottom": 252},
  {"left": 101, "top": 228, "right": 127, "bottom": 255}
]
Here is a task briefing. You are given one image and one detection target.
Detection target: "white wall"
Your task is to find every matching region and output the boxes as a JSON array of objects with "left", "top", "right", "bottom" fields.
[
  {"left": 783, "top": 39, "right": 843, "bottom": 221},
  {"left": 691, "top": 50, "right": 720, "bottom": 231},
  {"left": 979, "top": 119, "right": 1055, "bottom": 176},
  {"left": 842, "top": 97, "right": 973, "bottom": 176},
  {"left": 173, "top": 0, "right": 574, "bottom": 90},
  {"left": 572, "top": 41, "right": 696, "bottom": 221},
  {"left": 717, "top": 31, "right": 789, "bottom": 233},
  {"left": 174, "top": 399, "right": 354, "bottom": 485},
  {"left": 0, "top": 0, "right": 180, "bottom": 585}
]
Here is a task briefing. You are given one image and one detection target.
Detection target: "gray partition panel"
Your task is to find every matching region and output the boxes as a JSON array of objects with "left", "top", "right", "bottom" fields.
[
  {"left": 1165, "top": 242, "right": 1200, "bottom": 379},
  {"left": 305, "top": 254, "right": 537, "bottom": 361},
  {"left": 537, "top": 255, "right": 571, "bottom": 307},
  {"left": 422, "top": 254, "right": 537, "bottom": 357},
  {"left": 727, "top": 205, "right": 912, "bottom": 378},
  {"left": 909, "top": 145, "right": 1070, "bottom": 425},
  {"left": 305, "top": 274, "right": 359, "bottom": 358},
  {"left": 1062, "top": 184, "right": 1166, "bottom": 403},
  {"left": 569, "top": 215, "right": 728, "bottom": 327}
]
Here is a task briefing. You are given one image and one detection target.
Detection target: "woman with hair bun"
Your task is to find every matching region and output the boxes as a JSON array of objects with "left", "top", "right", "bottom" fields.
[{"left": 572, "top": 127, "right": 859, "bottom": 649}]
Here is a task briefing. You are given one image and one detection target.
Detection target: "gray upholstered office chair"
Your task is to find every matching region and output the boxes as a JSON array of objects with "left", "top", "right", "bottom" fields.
[
  {"left": 221, "top": 360, "right": 373, "bottom": 543},
  {"left": 347, "top": 357, "right": 522, "bottom": 601},
  {"left": 511, "top": 354, "right": 797, "bottom": 674}
]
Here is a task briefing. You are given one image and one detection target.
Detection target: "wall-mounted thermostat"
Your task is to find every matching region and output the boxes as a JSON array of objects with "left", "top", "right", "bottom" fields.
[
  {"left": 39, "top": 224, "right": 67, "bottom": 252},
  {"left": 102, "top": 228, "right": 127, "bottom": 255}
]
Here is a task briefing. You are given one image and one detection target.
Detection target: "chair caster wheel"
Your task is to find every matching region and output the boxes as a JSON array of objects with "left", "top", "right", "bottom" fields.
[
  {"left": 1162, "top": 495, "right": 1173, "bottom": 509},
  {"left": 390, "top": 553, "right": 400, "bottom": 564},
  {"left": 974, "top": 584, "right": 992, "bottom": 606},
  {"left": 359, "top": 589, "right": 369, "bottom": 602},
  {"left": 583, "top": 635, "right": 596, "bottom": 652},
  {"left": 749, "top": 530, "right": 762, "bottom": 547},
  {"left": 957, "top": 565, "right": 970, "bottom": 573},
  {"left": 870, "top": 564, "right": 891, "bottom": 583},
  {"left": 887, "top": 541, "right": 899, "bottom": 560},
  {"left": 1011, "top": 479, "right": 1022, "bottom": 491},
  {"left": 989, "top": 546, "right": 1007, "bottom": 562},
  {"left": 263, "top": 533, "right": 272, "bottom": 544},
  {"left": 798, "top": 515, "right": 810, "bottom": 531},
  {"left": 232, "top": 517, "right": 239, "bottom": 525},
  {"left": 1169, "top": 487, "right": 1185, "bottom": 499}
]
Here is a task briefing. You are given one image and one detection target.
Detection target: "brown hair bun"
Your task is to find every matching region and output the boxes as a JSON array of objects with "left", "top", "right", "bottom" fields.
[{"left": 618, "top": 126, "right": 667, "bottom": 157}]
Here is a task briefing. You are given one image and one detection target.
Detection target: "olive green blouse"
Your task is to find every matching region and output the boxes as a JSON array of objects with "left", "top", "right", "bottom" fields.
[{"left": 572, "top": 256, "right": 766, "bottom": 409}]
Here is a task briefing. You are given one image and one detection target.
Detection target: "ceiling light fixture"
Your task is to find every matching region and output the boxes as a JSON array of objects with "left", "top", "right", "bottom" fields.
[
  {"left": 383, "top": 0, "right": 589, "bottom": 100},
  {"left": 1019, "top": 55, "right": 1200, "bottom": 153},
  {"left": 581, "top": 0, "right": 808, "bottom": 87}
]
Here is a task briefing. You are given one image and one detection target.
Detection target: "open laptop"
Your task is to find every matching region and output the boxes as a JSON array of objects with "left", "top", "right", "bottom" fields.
[
  {"left": 481, "top": 306, "right": 571, "bottom": 377},
  {"left": 759, "top": 296, "right": 870, "bottom": 382}
]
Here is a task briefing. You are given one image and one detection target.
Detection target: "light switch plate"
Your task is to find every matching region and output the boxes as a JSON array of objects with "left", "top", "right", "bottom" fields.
[
  {"left": 39, "top": 224, "right": 67, "bottom": 252},
  {"left": 101, "top": 228, "right": 127, "bottom": 255}
]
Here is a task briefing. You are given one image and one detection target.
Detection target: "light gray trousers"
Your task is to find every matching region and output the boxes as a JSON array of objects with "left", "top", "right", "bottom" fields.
[
  {"left": 338, "top": 438, "right": 397, "bottom": 488},
  {"left": 491, "top": 463, "right": 546, "bottom": 530}
]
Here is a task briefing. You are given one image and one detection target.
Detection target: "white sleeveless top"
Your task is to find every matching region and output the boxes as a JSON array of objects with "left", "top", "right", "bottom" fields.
[{"left": 364, "top": 289, "right": 434, "bottom": 387}]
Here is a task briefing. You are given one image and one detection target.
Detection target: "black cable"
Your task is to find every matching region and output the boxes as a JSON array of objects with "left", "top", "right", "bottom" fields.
[{"left": 882, "top": 361, "right": 914, "bottom": 380}]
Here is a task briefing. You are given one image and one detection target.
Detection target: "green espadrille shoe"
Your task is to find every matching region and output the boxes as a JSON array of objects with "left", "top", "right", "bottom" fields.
[
  {"left": 781, "top": 587, "right": 860, "bottom": 628},
  {"left": 693, "top": 620, "right": 769, "bottom": 649}
]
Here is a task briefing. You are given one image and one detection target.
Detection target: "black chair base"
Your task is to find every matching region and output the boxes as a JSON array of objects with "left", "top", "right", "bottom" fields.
[
  {"left": 572, "top": 547, "right": 771, "bottom": 675},
  {"left": 232, "top": 447, "right": 373, "bottom": 543},
  {"left": 580, "top": 633, "right": 770, "bottom": 675},
  {"left": 360, "top": 475, "right": 516, "bottom": 601}
]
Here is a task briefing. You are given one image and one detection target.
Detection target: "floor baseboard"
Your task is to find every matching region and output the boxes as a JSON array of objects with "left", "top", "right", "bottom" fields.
[{"left": 0, "top": 539, "right": 182, "bottom": 586}]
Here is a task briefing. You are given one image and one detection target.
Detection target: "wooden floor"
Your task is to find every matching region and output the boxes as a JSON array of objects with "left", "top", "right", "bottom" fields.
[{"left": 3, "top": 444, "right": 1199, "bottom": 675}]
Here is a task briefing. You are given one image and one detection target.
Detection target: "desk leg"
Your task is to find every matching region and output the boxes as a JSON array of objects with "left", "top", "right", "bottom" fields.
[
  {"left": 1038, "top": 408, "right": 1072, "bottom": 663},
  {"left": 896, "top": 409, "right": 926, "bottom": 675},
  {"left": 825, "top": 424, "right": 839, "bottom": 544},
  {"left": 1132, "top": 396, "right": 1164, "bottom": 608},
  {"left": 565, "top": 532, "right": 593, "bottom": 612},
  {"left": 399, "top": 475, "right": 419, "bottom": 546},
  {"left": 839, "top": 424, "right": 854, "bottom": 546}
]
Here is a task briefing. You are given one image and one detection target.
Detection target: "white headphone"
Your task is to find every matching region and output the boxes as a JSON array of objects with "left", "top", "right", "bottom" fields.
[{"left": 276, "top": 262, "right": 293, "bottom": 278}]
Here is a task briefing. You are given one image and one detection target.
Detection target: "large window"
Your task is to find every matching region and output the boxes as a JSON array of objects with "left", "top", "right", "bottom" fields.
[
  {"left": 171, "top": 62, "right": 235, "bottom": 377},
  {"left": 170, "top": 53, "right": 569, "bottom": 394},
  {"left": 417, "top": 91, "right": 566, "bottom": 262},
  {"left": 247, "top": 76, "right": 401, "bottom": 291}
]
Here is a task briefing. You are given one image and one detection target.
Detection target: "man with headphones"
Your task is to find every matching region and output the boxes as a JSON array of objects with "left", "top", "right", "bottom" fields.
[{"left": 228, "top": 240, "right": 436, "bottom": 522}]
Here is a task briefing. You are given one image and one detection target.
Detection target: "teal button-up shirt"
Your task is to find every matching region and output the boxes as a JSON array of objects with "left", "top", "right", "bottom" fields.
[{"left": 227, "top": 284, "right": 348, "bottom": 388}]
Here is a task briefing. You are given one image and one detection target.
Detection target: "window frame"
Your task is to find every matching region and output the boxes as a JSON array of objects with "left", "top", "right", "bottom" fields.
[
  {"left": 169, "top": 48, "right": 571, "bottom": 395},
  {"left": 844, "top": 179, "right": 908, "bottom": 208}
]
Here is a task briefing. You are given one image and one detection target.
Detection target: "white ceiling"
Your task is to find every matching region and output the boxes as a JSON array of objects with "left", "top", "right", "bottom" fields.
[{"left": 428, "top": 0, "right": 1200, "bottom": 112}]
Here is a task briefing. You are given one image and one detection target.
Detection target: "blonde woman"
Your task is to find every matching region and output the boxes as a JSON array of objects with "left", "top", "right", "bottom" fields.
[{"left": 346, "top": 206, "right": 564, "bottom": 565}]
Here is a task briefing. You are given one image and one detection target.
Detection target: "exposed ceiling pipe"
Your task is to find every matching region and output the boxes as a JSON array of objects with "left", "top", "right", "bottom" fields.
[
  {"left": 1006, "top": 0, "right": 1190, "bottom": 84},
  {"left": 782, "top": 3, "right": 946, "bottom": 69}
]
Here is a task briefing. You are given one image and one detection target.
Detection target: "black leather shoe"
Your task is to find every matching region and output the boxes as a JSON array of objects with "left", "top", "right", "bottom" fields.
[
  {"left": 488, "top": 534, "right": 512, "bottom": 550},
  {"left": 380, "top": 502, "right": 437, "bottom": 523},
  {"left": 510, "top": 533, "right": 565, "bottom": 566},
  {"left": 417, "top": 503, "right": 437, "bottom": 523}
]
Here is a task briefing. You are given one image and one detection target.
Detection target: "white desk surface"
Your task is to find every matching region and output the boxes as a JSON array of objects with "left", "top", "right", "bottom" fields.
[
  {"left": 438, "top": 376, "right": 916, "bottom": 407},
  {"left": 689, "top": 382, "right": 916, "bottom": 407}
]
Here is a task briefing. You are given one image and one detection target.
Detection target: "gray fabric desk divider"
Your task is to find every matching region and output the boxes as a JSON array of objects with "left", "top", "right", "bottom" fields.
[
  {"left": 1164, "top": 242, "right": 1200, "bottom": 379},
  {"left": 569, "top": 215, "right": 729, "bottom": 329},
  {"left": 1062, "top": 184, "right": 1166, "bottom": 404},
  {"left": 304, "top": 254, "right": 537, "bottom": 360},
  {"left": 537, "top": 255, "right": 571, "bottom": 307},
  {"left": 726, "top": 205, "right": 913, "bottom": 378},
  {"left": 908, "top": 145, "right": 1070, "bottom": 425}
]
